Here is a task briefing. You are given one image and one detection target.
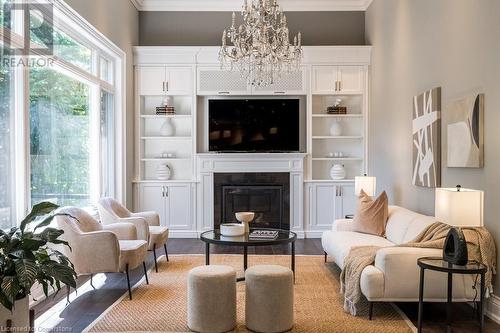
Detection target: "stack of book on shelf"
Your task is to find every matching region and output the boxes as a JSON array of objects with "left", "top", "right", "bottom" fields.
[
  {"left": 156, "top": 106, "right": 175, "bottom": 115},
  {"left": 248, "top": 230, "right": 279, "bottom": 240},
  {"left": 326, "top": 106, "right": 347, "bottom": 114}
]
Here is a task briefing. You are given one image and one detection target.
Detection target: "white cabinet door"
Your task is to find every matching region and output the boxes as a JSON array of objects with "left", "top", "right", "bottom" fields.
[
  {"left": 165, "top": 183, "right": 193, "bottom": 230},
  {"left": 338, "top": 66, "right": 363, "bottom": 94},
  {"left": 166, "top": 67, "right": 192, "bottom": 95},
  {"left": 138, "top": 184, "right": 167, "bottom": 226},
  {"left": 339, "top": 185, "right": 357, "bottom": 218},
  {"left": 309, "top": 183, "right": 338, "bottom": 229},
  {"left": 197, "top": 67, "right": 251, "bottom": 95},
  {"left": 252, "top": 70, "right": 306, "bottom": 95},
  {"left": 312, "top": 66, "right": 337, "bottom": 94},
  {"left": 138, "top": 66, "right": 166, "bottom": 96}
]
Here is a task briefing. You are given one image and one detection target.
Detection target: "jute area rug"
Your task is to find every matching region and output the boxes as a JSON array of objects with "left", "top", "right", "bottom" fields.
[{"left": 85, "top": 255, "right": 414, "bottom": 333}]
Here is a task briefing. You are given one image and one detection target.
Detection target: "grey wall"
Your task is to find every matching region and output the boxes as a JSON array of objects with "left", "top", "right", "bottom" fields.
[
  {"left": 64, "top": 0, "right": 139, "bottom": 208},
  {"left": 366, "top": 0, "right": 500, "bottom": 293},
  {"left": 140, "top": 11, "right": 365, "bottom": 45}
]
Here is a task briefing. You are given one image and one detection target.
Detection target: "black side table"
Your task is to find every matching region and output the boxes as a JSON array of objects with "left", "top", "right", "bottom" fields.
[{"left": 417, "top": 257, "right": 487, "bottom": 333}]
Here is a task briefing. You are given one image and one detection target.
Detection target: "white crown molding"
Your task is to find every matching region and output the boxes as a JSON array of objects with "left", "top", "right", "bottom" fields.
[{"left": 132, "top": 0, "right": 373, "bottom": 12}]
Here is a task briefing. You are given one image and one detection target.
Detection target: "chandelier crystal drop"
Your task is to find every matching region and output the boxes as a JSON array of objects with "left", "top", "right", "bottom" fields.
[{"left": 219, "top": 0, "right": 303, "bottom": 87}]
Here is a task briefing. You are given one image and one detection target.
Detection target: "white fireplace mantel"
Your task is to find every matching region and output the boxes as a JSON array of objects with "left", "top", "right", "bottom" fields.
[{"left": 196, "top": 153, "right": 306, "bottom": 238}]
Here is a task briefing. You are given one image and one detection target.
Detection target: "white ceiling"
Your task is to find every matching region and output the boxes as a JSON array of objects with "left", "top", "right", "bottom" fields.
[{"left": 130, "top": 0, "right": 373, "bottom": 12}]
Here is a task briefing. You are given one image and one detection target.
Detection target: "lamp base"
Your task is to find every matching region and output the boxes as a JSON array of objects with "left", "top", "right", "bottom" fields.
[{"left": 443, "top": 227, "right": 468, "bottom": 266}]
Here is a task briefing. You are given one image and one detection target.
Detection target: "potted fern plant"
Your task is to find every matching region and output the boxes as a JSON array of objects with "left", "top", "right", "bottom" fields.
[{"left": 0, "top": 202, "right": 77, "bottom": 330}]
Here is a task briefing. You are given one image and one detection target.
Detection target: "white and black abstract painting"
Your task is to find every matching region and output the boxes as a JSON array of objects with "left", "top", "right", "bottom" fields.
[
  {"left": 412, "top": 87, "right": 441, "bottom": 188},
  {"left": 447, "top": 94, "right": 484, "bottom": 168}
]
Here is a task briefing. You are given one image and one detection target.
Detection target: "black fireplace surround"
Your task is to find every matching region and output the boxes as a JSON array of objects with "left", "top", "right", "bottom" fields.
[{"left": 214, "top": 173, "right": 290, "bottom": 230}]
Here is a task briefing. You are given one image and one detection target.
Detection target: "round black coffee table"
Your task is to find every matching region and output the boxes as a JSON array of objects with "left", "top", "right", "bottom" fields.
[
  {"left": 200, "top": 229, "right": 297, "bottom": 282},
  {"left": 417, "top": 257, "right": 487, "bottom": 333}
]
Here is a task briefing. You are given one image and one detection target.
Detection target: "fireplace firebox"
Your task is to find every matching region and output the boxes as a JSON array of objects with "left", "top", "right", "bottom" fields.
[{"left": 214, "top": 173, "right": 290, "bottom": 230}]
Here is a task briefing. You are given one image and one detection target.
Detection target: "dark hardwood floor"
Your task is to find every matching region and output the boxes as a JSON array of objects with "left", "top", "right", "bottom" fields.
[{"left": 33, "top": 238, "right": 499, "bottom": 332}]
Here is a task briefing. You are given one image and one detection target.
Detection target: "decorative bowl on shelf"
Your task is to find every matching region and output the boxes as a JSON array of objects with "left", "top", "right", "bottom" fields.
[
  {"left": 220, "top": 223, "right": 245, "bottom": 237},
  {"left": 235, "top": 212, "right": 255, "bottom": 233}
]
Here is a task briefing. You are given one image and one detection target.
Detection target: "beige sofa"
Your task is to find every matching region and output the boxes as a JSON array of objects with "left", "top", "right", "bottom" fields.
[{"left": 321, "top": 205, "right": 475, "bottom": 306}]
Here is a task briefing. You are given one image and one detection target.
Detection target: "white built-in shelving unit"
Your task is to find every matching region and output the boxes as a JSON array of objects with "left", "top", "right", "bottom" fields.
[
  {"left": 135, "top": 67, "right": 196, "bottom": 182},
  {"left": 308, "top": 80, "right": 368, "bottom": 181},
  {"left": 133, "top": 46, "right": 371, "bottom": 238}
]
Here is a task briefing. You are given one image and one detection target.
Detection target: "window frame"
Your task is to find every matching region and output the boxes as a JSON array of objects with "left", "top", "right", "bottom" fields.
[{"left": 0, "top": 0, "right": 126, "bottom": 222}]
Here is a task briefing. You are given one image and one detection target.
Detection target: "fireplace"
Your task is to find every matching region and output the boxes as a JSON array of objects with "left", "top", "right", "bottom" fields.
[{"left": 214, "top": 173, "right": 290, "bottom": 230}]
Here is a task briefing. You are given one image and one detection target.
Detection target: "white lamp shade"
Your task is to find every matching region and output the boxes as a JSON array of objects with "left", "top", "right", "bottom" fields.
[
  {"left": 355, "top": 176, "right": 376, "bottom": 197},
  {"left": 435, "top": 187, "right": 484, "bottom": 227}
]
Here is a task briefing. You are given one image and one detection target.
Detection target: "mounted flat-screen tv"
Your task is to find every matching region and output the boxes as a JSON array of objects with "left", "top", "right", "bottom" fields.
[{"left": 208, "top": 99, "right": 300, "bottom": 153}]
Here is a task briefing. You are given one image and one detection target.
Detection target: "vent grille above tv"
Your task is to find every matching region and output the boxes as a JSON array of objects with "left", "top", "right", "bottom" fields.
[
  {"left": 199, "top": 69, "right": 247, "bottom": 92},
  {"left": 253, "top": 71, "right": 304, "bottom": 92}
]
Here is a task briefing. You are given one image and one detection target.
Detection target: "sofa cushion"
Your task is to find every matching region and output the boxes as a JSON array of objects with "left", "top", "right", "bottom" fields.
[
  {"left": 351, "top": 190, "right": 389, "bottom": 236},
  {"left": 385, "top": 206, "right": 436, "bottom": 245},
  {"left": 321, "top": 230, "right": 394, "bottom": 269}
]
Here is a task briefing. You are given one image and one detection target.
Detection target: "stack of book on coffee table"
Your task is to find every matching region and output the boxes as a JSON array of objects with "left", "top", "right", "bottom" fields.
[{"left": 248, "top": 230, "right": 279, "bottom": 240}]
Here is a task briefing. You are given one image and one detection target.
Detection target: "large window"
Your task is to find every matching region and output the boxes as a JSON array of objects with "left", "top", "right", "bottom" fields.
[
  {"left": 0, "top": 0, "right": 125, "bottom": 224},
  {"left": 100, "top": 90, "right": 115, "bottom": 198},
  {"left": 0, "top": 49, "right": 13, "bottom": 229},
  {"left": 29, "top": 68, "right": 92, "bottom": 207}
]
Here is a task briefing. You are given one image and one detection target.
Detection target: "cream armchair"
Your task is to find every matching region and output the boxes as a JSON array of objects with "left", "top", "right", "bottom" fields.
[
  {"left": 98, "top": 198, "right": 170, "bottom": 272},
  {"left": 55, "top": 207, "right": 149, "bottom": 300}
]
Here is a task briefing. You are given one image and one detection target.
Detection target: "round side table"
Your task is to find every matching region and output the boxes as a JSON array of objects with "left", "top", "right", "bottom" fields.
[{"left": 417, "top": 257, "right": 487, "bottom": 333}]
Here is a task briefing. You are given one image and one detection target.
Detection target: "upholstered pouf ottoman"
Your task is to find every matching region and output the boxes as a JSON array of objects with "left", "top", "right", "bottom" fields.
[
  {"left": 245, "top": 265, "right": 294, "bottom": 333},
  {"left": 187, "top": 265, "right": 236, "bottom": 333}
]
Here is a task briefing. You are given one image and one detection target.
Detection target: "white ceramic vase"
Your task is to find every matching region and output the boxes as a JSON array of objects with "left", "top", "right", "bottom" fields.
[
  {"left": 156, "top": 164, "right": 172, "bottom": 180},
  {"left": 159, "top": 118, "right": 175, "bottom": 136},
  {"left": 0, "top": 297, "right": 29, "bottom": 331},
  {"left": 162, "top": 95, "right": 173, "bottom": 107},
  {"left": 235, "top": 212, "right": 255, "bottom": 234},
  {"left": 330, "top": 164, "right": 346, "bottom": 180},
  {"left": 330, "top": 119, "right": 342, "bottom": 136}
]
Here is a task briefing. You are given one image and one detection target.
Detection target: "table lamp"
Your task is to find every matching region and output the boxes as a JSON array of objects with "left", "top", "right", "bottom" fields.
[
  {"left": 355, "top": 175, "right": 377, "bottom": 197},
  {"left": 435, "top": 185, "right": 484, "bottom": 265}
]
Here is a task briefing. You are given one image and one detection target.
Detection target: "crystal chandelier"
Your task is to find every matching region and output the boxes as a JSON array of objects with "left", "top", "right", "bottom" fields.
[{"left": 219, "top": 0, "right": 303, "bottom": 87}]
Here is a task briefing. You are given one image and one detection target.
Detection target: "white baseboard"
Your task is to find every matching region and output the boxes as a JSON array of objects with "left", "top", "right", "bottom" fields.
[
  {"left": 486, "top": 294, "right": 500, "bottom": 324},
  {"left": 302, "top": 230, "right": 324, "bottom": 238},
  {"left": 168, "top": 230, "right": 201, "bottom": 238}
]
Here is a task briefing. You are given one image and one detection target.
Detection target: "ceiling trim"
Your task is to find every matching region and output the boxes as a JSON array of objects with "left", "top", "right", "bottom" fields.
[
  {"left": 131, "top": 0, "right": 373, "bottom": 12},
  {"left": 129, "top": 0, "right": 144, "bottom": 10}
]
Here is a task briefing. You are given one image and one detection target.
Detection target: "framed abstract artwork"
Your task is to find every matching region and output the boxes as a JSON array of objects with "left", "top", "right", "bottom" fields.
[
  {"left": 412, "top": 87, "right": 441, "bottom": 188},
  {"left": 446, "top": 93, "right": 484, "bottom": 168}
]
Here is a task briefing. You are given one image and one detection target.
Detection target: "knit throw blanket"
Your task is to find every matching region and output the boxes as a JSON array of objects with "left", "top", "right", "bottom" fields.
[{"left": 340, "top": 222, "right": 497, "bottom": 316}]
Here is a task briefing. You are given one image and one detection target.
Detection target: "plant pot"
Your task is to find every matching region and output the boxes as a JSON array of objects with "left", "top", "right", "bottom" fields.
[{"left": 0, "top": 297, "right": 30, "bottom": 331}]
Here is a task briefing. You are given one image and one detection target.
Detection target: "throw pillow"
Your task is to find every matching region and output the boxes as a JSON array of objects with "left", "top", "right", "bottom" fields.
[{"left": 351, "top": 190, "right": 389, "bottom": 236}]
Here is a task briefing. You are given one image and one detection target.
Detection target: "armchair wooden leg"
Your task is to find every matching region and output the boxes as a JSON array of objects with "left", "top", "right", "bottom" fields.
[
  {"left": 90, "top": 274, "right": 95, "bottom": 289},
  {"left": 369, "top": 302, "right": 374, "bottom": 320},
  {"left": 153, "top": 244, "right": 158, "bottom": 272},
  {"left": 164, "top": 243, "right": 169, "bottom": 262},
  {"left": 125, "top": 264, "right": 132, "bottom": 300},
  {"left": 143, "top": 261, "right": 149, "bottom": 285},
  {"left": 324, "top": 251, "right": 327, "bottom": 263}
]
